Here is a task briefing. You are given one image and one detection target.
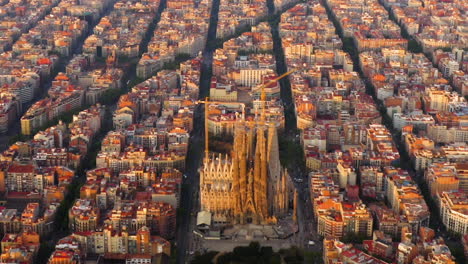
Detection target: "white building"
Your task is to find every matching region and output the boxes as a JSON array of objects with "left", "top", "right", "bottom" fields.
[
  {"left": 438, "top": 191, "right": 468, "bottom": 235},
  {"left": 393, "top": 113, "right": 435, "bottom": 131}
]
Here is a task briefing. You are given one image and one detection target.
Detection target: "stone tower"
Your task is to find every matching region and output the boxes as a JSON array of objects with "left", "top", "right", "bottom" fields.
[{"left": 199, "top": 120, "right": 290, "bottom": 226}]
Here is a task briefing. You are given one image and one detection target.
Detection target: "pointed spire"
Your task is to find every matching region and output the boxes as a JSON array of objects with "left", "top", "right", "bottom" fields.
[
  {"left": 293, "top": 189, "right": 298, "bottom": 223},
  {"left": 204, "top": 97, "right": 209, "bottom": 162}
]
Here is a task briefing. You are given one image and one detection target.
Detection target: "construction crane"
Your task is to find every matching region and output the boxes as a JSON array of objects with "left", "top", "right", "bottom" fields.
[
  {"left": 257, "top": 70, "right": 295, "bottom": 122},
  {"left": 196, "top": 98, "right": 246, "bottom": 160},
  {"left": 198, "top": 70, "right": 294, "bottom": 161}
]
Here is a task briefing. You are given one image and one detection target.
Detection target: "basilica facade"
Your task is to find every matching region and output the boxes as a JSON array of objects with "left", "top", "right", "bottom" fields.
[{"left": 199, "top": 121, "right": 291, "bottom": 226}]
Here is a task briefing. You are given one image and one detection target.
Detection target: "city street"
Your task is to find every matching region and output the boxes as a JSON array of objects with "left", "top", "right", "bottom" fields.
[
  {"left": 1, "top": 0, "right": 465, "bottom": 262},
  {"left": 175, "top": 0, "right": 220, "bottom": 261},
  {"left": 267, "top": 0, "right": 319, "bottom": 255},
  {"left": 181, "top": 0, "right": 320, "bottom": 262}
]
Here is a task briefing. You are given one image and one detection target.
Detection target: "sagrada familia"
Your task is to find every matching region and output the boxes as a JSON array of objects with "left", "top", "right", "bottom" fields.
[{"left": 199, "top": 120, "right": 291, "bottom": 226}]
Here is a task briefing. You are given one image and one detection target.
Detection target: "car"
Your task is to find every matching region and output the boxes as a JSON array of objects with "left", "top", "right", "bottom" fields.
[{"left": 308, "top": 241, "right": 315, "bottom": 246}]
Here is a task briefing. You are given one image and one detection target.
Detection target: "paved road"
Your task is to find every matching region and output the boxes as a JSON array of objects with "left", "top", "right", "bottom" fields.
[
  {"left": 175, "top": 0, "right": 221, "bottom": 262},
  {"left": 266, "top": 0, "right": 319, "bottom": 255},
  {"left": 178, "top": 1, "right": 320, "bottom": 263},
  {"left": 321, "top": 0, "right": 464, "bottom": 262},
  {"left": 0, "top": 1, "right": 116, "bottom": 148}
]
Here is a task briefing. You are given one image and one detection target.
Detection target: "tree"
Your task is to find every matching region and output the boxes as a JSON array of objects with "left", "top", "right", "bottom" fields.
[
  {"left": 279, "top": 246, "right": 304, "bottom": 264},
  {"left": 128, "top": 77, "right": 146, "bottom": 88},
  {"left": 8, "top": 133, "right": 31, "bottom": 145},
  {"left": 36, "top": 242, "right": 55, "bottom": 264},
  {"left": 191, "top": 251, "right": 219, "bottom": 264},
  {"left": 304, "top": 251, "right": 323, "bottom": 264},
  {"left": 99, "top": 88, "right": 122, "bottom": 105},
  {"left": 341, "top": 232, "right": 370, "bottom": 244},
  {"left": 193, "top": 243, "right": 305, "bottom": 264},
  {"left": 408, "top": 39, "right": 423, "bottom": 53}
]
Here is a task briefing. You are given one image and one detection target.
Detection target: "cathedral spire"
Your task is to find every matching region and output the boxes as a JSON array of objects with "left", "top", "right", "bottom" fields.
[{"left": 199, "top": 119, "right": 291, "bottom": 226}]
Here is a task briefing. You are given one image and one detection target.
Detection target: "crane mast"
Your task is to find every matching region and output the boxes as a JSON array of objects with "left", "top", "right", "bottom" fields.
[{"left": 197, "top": 70, "right": 294, "bottom": 161}]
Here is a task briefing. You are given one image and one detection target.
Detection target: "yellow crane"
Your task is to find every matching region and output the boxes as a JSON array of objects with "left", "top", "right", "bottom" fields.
[
  {"left": 257, "top": 70, "right": 295, "bottom": 122},
  {"left": 196, "top": 99, "right": 246, "bottom": 160},
  {"left": 198, "top": 70, "right": 295, "bottom": 161}
]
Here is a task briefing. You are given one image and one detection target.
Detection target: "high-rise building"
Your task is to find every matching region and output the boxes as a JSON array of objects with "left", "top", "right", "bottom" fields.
[
  {"left": 455, "top": 163, "right": 468, "bottom": 193},
  {"left": 6, "top": 163, "right": 35, "bottom": 192},
  {"left": 425, "top": 163, "right": 460, "bottom": 197},
  {"left": 423, "top": 89, "right": 450, "bottom": 113},
  {"left": 69, "top": 199, "right": 100, "bottom": 232},
  {"left": 343, "top": 203, "right": 373, "bottom": 237},
  {"left": 315, "top": 197, "right": 344, "bottom": 238},
  {"left": 438, "top": 191, "right": 468, "bottom": 234}
]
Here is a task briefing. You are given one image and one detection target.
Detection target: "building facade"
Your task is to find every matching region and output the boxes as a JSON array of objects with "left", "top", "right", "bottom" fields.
[{"left": 199, "top": 121, "right": 291, "bottom": 226}]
